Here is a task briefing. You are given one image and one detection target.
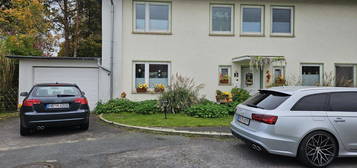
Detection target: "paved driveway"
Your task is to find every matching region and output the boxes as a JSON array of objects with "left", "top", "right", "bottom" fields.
[{"left": 0, "top": 116, "right": 356, "bottom": 168}]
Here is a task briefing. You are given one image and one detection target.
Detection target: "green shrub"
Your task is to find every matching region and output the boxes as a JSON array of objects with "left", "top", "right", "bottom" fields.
[
  {"left": 158, "top": 74, "right": 204, "bottom": 114},
  {"left": 231, "top": 88, "right": 250, "bottom": 103},
  {"left": 225, "top": 101, "right": 240, "bottom": 115},
  {"left": 95, "top": 99, "right": 137, "bottom": 114},
  {"left": 185, "top": 103, "right": 229, "bottom": 118},
  {"left": 133, "top": 100, "right": 160, "bottom": 114}
]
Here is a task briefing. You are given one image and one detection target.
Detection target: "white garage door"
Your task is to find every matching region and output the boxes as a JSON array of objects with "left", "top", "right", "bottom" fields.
[{"left": 33, "top": 67, "right": 99, "bottom": 110}]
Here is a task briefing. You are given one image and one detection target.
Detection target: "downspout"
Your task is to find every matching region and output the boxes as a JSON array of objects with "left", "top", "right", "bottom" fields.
[{"left": 110, "top": 0, "right": 115, "bottom": 99}]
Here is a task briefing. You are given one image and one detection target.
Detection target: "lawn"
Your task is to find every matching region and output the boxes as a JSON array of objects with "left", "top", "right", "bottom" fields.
[
  {"left": 0, "top": 112, "right": 18, "bottom": 120},
  {"left": 102, "top": 112, "right": 233, "bottom": 127}
]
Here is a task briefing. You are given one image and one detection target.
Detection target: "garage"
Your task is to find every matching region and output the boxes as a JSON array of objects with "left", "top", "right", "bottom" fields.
[{"left": 7, "top": 56, "right": 111, "bottom": 111}]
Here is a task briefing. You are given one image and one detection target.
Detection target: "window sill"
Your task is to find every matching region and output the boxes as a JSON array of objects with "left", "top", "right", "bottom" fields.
[
  {"left": 132, "top": 31, "right": 172, "bottom": 35},
  {"left": 209, "top": 33, "right": 235, "bottom": 37},
  {"left": 218, "top": 83, "right": 232, "bottom": 86},
  {"left": 270, "top": 34, "right": 295, "bottom": 38},
  {"left": 240, "top": 34, "right": 265, "bottom": 37}
]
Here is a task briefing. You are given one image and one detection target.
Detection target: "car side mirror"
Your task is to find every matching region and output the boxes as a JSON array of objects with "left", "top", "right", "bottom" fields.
[
  {"left": 20, "top": 92, "right": 29, "bottom": 97},
  {"left": 81, "top": 91, "right": 85, "bottom": 96}
]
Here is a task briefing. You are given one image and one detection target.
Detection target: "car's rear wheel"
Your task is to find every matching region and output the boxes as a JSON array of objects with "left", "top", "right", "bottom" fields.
[
  {"left": 79, "top": 122, "right": 89, "bottom": 131},
  {"left": 20, "top": 125, "right": 31, "bottom": 136},
  {"left": 298, "top": 131, "right": 338, "bottom": 168}
]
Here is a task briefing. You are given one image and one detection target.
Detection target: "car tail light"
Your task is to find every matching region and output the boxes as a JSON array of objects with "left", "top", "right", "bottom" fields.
[
  {"left": 252, "top": 114, "right": 278, "bottom": 125},
  {"left": 23, "top": 99, "right": 41, "bottom": 107},
  {"left": 74, "top": 98, "right": 88, "bottom": 105}
]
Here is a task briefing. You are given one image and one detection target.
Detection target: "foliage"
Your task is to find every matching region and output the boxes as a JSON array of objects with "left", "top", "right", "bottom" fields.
[
  {"left": 45, "top": 0, "right": 101, "bottom": 57},
  {"left": 0, "top": 41, "right": 16, "bottom": 92},
  {"left": 133, "top": 100, "right": 160, "bottom": 114},
  {"left": 185, "top": 103, "right": 229, "bottom": 118},
  {"left": 158, "top": 73, "right": 204, "bottom": 114},
  {"left": 225, "top": 101, "right": 240, "bottom": 115},
  {"left": 230, "top": 88, "right": 250, "bottom": 103},
  {"left": 103, "top": 112, "right": 232, "bottom": 127},
  {"left": 0, "top": 0, "right": 55, "bottom": 56},
  {"left": 95, "top": 99, "right": 137, "bottom": 114},
  {"left": 137, "top": 83, "right": 149, "bottom": 89}
]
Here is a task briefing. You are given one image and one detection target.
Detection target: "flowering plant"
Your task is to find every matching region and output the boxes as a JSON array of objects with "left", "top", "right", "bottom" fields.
[
  {"left": 137, "top": 83, "right": 148, "bottom": 89},
  {"left": 154, "top": 84, "right": 165, "bottom": 92}
]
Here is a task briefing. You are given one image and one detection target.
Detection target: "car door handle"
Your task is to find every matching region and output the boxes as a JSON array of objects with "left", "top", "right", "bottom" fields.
[{"left": 334, "top": 118, "right": 346, "bottom": 123}]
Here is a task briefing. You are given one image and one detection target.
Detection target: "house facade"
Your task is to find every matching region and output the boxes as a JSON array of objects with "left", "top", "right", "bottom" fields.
[{"left": 102, "top": 0, "right": 357, "bottom": 101}]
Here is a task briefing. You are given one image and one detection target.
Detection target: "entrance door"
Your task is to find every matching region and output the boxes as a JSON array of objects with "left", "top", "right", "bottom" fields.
[{"left": 241, "top": 67, "right": 261, "bottom": 93}]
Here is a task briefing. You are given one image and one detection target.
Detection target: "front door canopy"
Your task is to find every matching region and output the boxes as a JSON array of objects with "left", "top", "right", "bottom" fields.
[{"left": 232, "top": 55, "right": 286, "bottom": 69}]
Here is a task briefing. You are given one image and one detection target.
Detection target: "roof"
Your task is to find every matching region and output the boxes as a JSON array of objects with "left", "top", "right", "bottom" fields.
[
  {"left": 232, "top": 55, "right": 285, "bottom": 63},
  {"left": 263, "top": 86, "right": 357, "bottom": 95},
  {"left": 6, "top": 55, "right": 100, "bottom": 61}
]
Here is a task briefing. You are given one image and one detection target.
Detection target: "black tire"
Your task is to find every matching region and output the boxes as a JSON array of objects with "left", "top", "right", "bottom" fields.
[
  {"left": 20, "top": 125, "right": 31, "bottom": 136},
  {"left": 298, "top": 131, "right": 338, "bottom": 168},
  {"left": 79, "top": 122, "right": 89, "bottom": 131}
]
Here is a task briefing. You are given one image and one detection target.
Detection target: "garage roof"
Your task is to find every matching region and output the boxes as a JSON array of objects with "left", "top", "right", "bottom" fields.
[{"left": 6, "top": 55, "right": 100, "bottom": 61}]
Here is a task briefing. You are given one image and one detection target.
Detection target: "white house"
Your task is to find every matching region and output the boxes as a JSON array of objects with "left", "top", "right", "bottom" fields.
[
  {"left": 12, "top": 0, "right": 357, "bottom": 109},
  {"left": 102, "top": 0, "right": 357, "bottom": 101}
]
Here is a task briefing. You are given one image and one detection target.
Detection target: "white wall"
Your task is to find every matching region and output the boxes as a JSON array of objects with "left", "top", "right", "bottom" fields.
[
  {"left": 104, "top": 0, "right": 357, "bottom": 101},
  {"left": 18, "top": 59, "right": 110, "bottom": 108}
]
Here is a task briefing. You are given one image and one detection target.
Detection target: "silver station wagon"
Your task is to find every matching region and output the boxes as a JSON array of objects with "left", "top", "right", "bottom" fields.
[{"left": 231, "top": 87, "right": 357, "bottom": 168}]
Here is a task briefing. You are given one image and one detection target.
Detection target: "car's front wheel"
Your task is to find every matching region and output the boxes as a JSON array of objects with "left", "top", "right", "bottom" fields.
[
  {"left": 298, "top": 131, "right": 338, "bottom": 168},
  {"left": 79, "top": 122, "right": 89, "bottom": 131}
]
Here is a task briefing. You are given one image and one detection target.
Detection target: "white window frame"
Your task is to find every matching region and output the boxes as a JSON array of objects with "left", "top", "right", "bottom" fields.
[
  {"left": 270, "top": 6, "right": 294, "bottom": 37},
  {"left": 210, "top": 4, "right": 234, "bottom": 35},
  {"left": 218, "top": 65, "right": 232, "bottom": 85},
  {"left": 240, "top": 5, "right": 264, "bottom": 36},
  {"left": 301, "top": 63, "right": 323, "bottom": 86},
  {"left": 335, "top": 64, "right": 357, "bottom": 87},
  {"left": 133, "top": 1, "right": 172, "bottom": 33},
  {"left": 133, "top": 62, "right": 171, "bottom": 91}
]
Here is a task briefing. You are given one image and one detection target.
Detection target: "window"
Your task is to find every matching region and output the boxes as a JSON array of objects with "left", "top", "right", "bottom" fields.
[
  {"left": 336, "top": 65, "right": 356, "bottom": 87},
  {"left": 241, "top": 5, "right": 264, "bottom": 35},
  {"left": 273, "top": 67, "right": 285, "bottom": 84},
  {"left": 33, "top": 86, "right": 81, "bottom": 97},
  {"left": 271, "top": 6, "right": 294, "bottom": 36},
  {"left": 133, "top": 62, "right": 170, "bottom": 91},
  {"left": 134, "top": 2, "right": 171, "bottom": 33},
  {"left": 329, "top": 92, "right": 357, "bottom": 112},
  {"left": 210, "top": 4, "right": 234, "bottom": 35},
  {"left": 292, "top": 94, "right": 328, "bottom": 111},
  {"left": 301, "top": 64, "right": 323, "bottom": 86},
  {"left": 218, "top": 66, "right": 231, "bottom": 85},
  {"left": 244, "top": 90, "right": 290, "bottom": 110}
]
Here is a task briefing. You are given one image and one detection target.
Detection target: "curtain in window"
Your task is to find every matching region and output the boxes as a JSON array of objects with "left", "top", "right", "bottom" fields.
[
  {"left": 212, "top": 7, "right": 232, "bottom": 32},
  {"left": 149, "top": 4, "right": 169, "bottom": 31},
  {"left": 149, "top": 64, "right": 168, "bottom": 88},
  {"left": 135, "top": 4, "right": 146, "bottom": 30},
  {"left": 272, "top": 8, "right": 291, "bottom": 33},
  {"left": 242, "top": 8, "right": 261, "bottom": 33}
]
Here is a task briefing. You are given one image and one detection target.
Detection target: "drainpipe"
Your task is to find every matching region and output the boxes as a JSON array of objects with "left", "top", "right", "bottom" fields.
[{"left": 110, "top": 0, "right": 115, "bottom": 99}]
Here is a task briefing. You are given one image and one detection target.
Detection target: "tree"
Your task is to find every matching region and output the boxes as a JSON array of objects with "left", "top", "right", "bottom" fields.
[
  {"left": 45, "top": 0, "right": 101, "bottom": 57},
  {"left": 0, "top": 0, "right": 55, "bottom": 56}
]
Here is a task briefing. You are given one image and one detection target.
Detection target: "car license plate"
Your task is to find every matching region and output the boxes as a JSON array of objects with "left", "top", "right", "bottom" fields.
[
  {"left": 237, "top": 115, "right": 250, "bottom": 125},
  {"left": 46, "top": 104, "right": 70, "bottom": 109}
]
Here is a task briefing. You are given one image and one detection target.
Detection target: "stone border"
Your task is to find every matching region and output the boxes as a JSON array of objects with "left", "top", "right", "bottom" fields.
[{"left": 99, "top": 114, "right": 232, "bottom": 137}]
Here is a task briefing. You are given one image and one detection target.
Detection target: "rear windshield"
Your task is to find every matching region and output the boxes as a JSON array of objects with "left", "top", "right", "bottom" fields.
[
  {"left": 32, "top": 86, "right": 81, "bottom": 97},
  {"left": 243, "top": 90, "right": 290, "bottom": 110}
]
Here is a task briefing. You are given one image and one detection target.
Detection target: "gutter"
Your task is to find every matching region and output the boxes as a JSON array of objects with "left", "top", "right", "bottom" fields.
[{"left": 110, "top": 0, "right": 115, "bottom": 99}]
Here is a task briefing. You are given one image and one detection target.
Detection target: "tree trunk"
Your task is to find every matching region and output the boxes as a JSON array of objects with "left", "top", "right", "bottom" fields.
[{"left": 63, "top": 0, "right": 70, "bottom": 57}]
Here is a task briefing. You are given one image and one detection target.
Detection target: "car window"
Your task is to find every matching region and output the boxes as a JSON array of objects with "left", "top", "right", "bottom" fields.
[
  {"left": 32, "top": 86, "right": 81, "bottom": 97},
  {"left": 243, "top": 90, "right": 290, "bottom": 110},
  {"left": 291, "top": 93, "right": 328, "bottom": 111},
  {"left": 329, "top": 92, "right": 357, "bottom": 112}
]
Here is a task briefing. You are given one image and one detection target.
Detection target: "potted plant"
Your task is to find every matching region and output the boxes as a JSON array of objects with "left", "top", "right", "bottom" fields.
[
  {"left": 216, "top": 90, "right": 233, "bottom": 103},
  {"left": 136, "top": 83, "right": 148, "bottom": 93},
  {"left": 154, "top": 84, "right": 165, "bottom": 93},
  {"left": 219, "top": 74, "right": 229, "bottom": 84}
]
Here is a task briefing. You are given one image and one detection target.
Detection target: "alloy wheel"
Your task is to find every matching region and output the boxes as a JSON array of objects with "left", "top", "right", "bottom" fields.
[{"left": 305, "top": 134, "right": 336, "bottom": 167}]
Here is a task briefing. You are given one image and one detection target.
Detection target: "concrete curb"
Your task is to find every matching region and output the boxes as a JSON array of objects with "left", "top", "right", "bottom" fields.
[{"left": 98, "top": 114, "right": 233, "bottom": 137}]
